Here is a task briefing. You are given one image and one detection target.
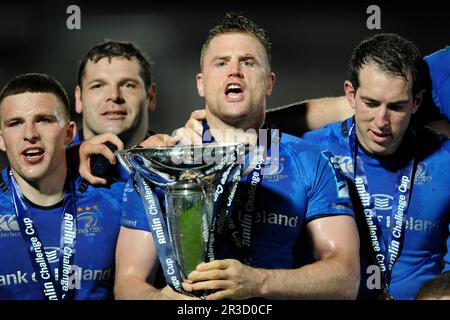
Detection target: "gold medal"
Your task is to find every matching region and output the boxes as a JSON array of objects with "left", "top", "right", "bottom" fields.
[{"left": 377, "top": 288, "right": 394, "bottom": 300}]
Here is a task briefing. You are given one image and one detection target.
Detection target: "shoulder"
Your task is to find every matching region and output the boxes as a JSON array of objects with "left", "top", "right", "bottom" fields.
[
  {"left": 415, "top": 126, "right": 450, "bottom": 157},
  {"left": 76, "top": 175, "right": 126, "bottom": 205}
]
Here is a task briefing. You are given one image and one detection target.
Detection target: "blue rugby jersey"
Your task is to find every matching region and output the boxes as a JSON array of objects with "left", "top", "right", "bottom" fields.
[
  {"left": 303, "top": 117, "right": 450, "bottom": 300},
  {"left": 0, "top": 169, "right": 125, "bottom": 300},
  {"left": 122, "top": 131, "right": 354, "bottom": 269},
  {"left": 424, "top": 47, "right": 450, "bottom": 120}
]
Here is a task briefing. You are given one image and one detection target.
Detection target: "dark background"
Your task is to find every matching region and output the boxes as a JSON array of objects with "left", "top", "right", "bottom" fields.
[{"left": 0, "top": 1, "right": 448, "bottom": 135}]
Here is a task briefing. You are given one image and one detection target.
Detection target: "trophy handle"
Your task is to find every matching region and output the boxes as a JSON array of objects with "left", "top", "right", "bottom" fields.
[{"left": 115, "top": 150, "right": 133, "bottom": 175}]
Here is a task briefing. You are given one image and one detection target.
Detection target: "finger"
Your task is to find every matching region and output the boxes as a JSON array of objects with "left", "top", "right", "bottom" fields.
[
  {"left": 188, "top": 269, "right": 227, "bottom": 282},
  {"left": 191, "top": 109, "right": 207, "bottom": 120},
  {"left": 205, "top": 289, "right": 234, "bottom": 300},
  {"left": 184, "top": 280, "right": 233, "bottom": 292},
  {"left": 192, "top": 118, "right": 203, "bottom": 137},
  {"left": 140, "top": 134, "right": 178, "bottom": 148},
  {"left": 196, "top": 259, "right": 231, "bottom": 271},
  {"left": 79, "top": 161, "right": 107, "bottom": 185},
  {"left": 81, "top": 143, "right": 116, "bottom": 165}
]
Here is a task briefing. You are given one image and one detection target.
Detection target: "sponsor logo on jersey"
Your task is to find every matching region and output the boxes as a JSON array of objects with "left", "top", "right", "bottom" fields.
[
  {"left": 332, "top": 155, "right": 353, "bottom": 176},
  {"left": 0, "top": 267, "right": 112, "bottom": 287},
  {"left": 0, "top": 214, "right": 19, "bottom": 232},
  {"left": 323, "top": 152, "right": 350, "bottom": 199},
  {"left": 0, "top": 214, "right": 21, "bottom": 238},
  {"left": 253, "top": 210, "right": 298, "bottom": 229}
]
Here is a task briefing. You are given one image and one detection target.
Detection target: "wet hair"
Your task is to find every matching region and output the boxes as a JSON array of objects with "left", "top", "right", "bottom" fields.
[
  {"left": 416, "top": 273, "right": 450, "bottom": 300},
  {"left": 200, "top": 12, "right": 272, "bottom": 70},
  {"left": 348, "top": 33, "right": 424, "bottom": 95},
  {"left": 78, "top": 39, "right": 153, "bottom": 88},
  {"left": 0, "top": 73, "right": 70, "bottom": 121}
]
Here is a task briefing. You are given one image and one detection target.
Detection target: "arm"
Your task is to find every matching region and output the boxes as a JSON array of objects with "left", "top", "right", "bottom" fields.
[
  {"left": 114, "top": 226, "right": 193, "bottom": 300},
  {"left": 185, "top": 215, "right": 360, "bottom": 300},
  {"left": 78, "top": 133, "right": 177, "bottom": 185},
  {"left": 266, "top": 96, "right": 354, "bottom": 136}
]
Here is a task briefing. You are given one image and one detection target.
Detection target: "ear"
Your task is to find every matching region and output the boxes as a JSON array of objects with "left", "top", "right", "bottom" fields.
[
  {"left": 146, "top": 84, "right": 157, "bottom": 113},
  {"left": 412, "top": 89, "right": 425, "bottom": 114},
  {"left": 75, "top": 86, "right": 83, "bottom": 114},
  {"left": 196, "top": 73, "right": 205, "bottom": 97},
  {"left": 265, "top": 72, "right": 276, "bottom": 96},
  {"left": 65, "top": 121, "right": 77, "bottom": 145},
  {"left": 0, "top": 131, "right": 5, "bottom": 152},
  {"left": 344, "top": 80, "right": 356, "bottom": 109}
]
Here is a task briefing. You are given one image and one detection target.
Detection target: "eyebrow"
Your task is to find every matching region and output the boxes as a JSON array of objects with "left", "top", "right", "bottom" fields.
[
  {"left": 86, "top": 77, "right": 140, "bottom": 85},
  {"left": 360, "top": 96, "right": 409, "bottom": 105},
  {"left": 4, "top": 113, "right": 58, "bottom": 122}
]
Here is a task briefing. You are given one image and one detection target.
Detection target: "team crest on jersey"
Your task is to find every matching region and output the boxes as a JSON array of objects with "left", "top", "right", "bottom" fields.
[
  {"left": 77, "top": 205, "right": 103, "bottom": 236},
  {"left": 0, "top": 214, "right": 20, "bottom": 237},
  {"left": 262, "top": 156, "right": 287, "bottom": 182},
  {"left": 414, "top": 162, "right": 432, "bottom": 185}
]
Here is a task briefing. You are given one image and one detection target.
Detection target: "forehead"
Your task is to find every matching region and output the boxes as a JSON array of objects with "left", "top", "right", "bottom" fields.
[
  {"left": 205, "top": 33, "right": 268, "bottom": 60},
  {"left": 357, "top": 63, "right": 412, "bottom": 100},
  {"left": 83, "top": 56, "right": 142, "bottom": 81},
  {"left": 0, "top": 92, "right": 63, "bottom": 119}
]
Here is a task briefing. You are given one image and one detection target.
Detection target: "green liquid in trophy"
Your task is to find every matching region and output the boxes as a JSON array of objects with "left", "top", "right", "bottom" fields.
[{"left": 178, "top": 201, "right": 203, "bottom": 277}]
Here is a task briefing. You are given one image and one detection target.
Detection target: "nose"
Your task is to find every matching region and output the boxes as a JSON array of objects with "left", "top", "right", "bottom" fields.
[
  {"left": 228, "top": 60, "right": 244, "bottom": 78},
  {"left": 24, "top": 122, "right": 40, "bottom": 143},
  {"left": 107, "top": 85, "right": 125, "bottom": 104},
  {"left": 374, "top": 105, "right": 390, "bottom": 128}
]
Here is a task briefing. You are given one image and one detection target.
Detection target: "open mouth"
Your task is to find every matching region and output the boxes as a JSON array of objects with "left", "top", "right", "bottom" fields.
[
  {"left": 224, "top": 83, "right": 244, "bottom": 101},
  {"left": 22, "top": 147, "right": 45, "bottom": 164},
  {"left": 225, "top": 84, "right": 243, "bottom": 95},
  {"left": 22, "top": 148, "right": 44, "bottom": 158}
]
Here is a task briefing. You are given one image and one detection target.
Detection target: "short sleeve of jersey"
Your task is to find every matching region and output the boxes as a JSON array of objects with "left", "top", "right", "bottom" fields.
[
  {"left": 444, "top": 218, "right": 450, "bottom": 274},
  {"left": 424, "top": 47, "right": 450, "bottom": 119},
  {"left": 290, "top": 142, "right": 354, "bottom": 222},
  {"left": 121, "top": 178, "right": 151, "bottom": 232}
]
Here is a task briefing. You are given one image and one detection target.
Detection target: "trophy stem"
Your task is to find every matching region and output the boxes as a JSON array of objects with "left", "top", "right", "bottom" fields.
[{"left": 166, "top": 185, "right": 212, "bottom": 279}]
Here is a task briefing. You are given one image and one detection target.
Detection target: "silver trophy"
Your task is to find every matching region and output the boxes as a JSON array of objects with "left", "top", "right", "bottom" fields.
[{"left": 116, "top": 143, "right": 259, "bottom": 280}]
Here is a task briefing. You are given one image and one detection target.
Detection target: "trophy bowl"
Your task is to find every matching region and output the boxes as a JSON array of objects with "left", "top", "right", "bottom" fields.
[{"left": 116, "top": 143, "right": 257, "bottom": 281}]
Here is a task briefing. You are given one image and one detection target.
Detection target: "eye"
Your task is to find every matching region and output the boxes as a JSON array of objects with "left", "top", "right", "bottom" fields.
[
  {"left": 36, "top": 116, "right": 56, "bottom": 124},
  {"left": 215, "top": 60, "right": 226, "bottom": 67},
  {"left": 364, "top": 101, "right": 379, "bottom": 108},
  {"left": 123, "top": 82, "right": 136, "bottom": 89},
  {"left": 90, "top": 83, "right": 102, "bottom": 89},
  {"left": 241, "top": 59, "right": 255, "bottom": 67},
  {"left": 388, "top": 104, "right": 406, "bottom": 111},
  {"left": 6, "top": 120, "right": 21, "bottom": 127}
]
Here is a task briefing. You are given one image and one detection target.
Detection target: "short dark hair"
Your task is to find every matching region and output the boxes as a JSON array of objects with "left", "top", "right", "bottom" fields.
[
  {"left": 0, "top": 73, "right": 70, "bottom": 121},
  {"left": 348, "top": 33, "right": 423, "bottom": 95},
  {"left": 78, "top": 39, "right": 153, "bottom": 89},
  {"left": 416, "top": 273, "right": 450, "bottom": 299},
  {"left": 200, "top": 12, "right": 272, "bottom": 70}
]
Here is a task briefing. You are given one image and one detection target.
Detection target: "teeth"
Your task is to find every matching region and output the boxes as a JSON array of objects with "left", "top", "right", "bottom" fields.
[
  {"left": 227, "top": 84, "right": 241, "bottom": 90},
  {"left": 24, "top": 149, "right": 43, "bottom": 156}
]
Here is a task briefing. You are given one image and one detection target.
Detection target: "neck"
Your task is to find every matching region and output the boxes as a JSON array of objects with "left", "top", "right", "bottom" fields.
[
  {"left": 12, "top": 166, "right": 67, "bottom": 207},
  {"left": 205, "top": 108, "right": 264, "bottom": 146}
]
